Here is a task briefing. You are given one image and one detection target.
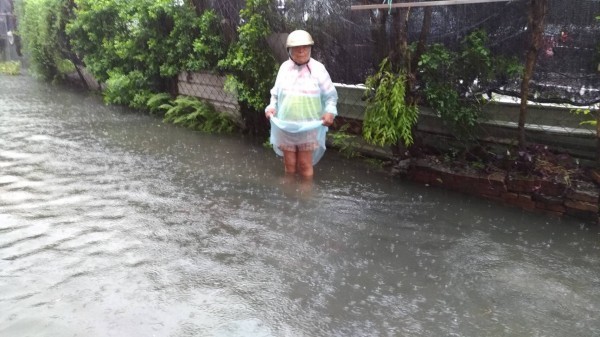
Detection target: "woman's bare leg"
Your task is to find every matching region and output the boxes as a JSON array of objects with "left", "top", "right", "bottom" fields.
[
  {"left": 297, "top": 150, "right": 314, "bottom": 178},
  {"left": 282, "top": 150, "right": 297, "bottom": 174},
  {"left": 283, "top": 149, "right": 313, "bottom": 178}
]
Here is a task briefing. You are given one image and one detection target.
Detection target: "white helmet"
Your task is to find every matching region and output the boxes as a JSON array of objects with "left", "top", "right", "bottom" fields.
[{"left": 286, "top": 30, "right": 314, "bottom": 48}]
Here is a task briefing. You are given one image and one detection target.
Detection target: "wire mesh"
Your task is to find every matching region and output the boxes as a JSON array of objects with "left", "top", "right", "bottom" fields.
[
  {"left": 179, "top": 0, "right": 600, "bottom": 104},
  {"left": 178, "top": 0, "right": 599, "bottom": 160}
]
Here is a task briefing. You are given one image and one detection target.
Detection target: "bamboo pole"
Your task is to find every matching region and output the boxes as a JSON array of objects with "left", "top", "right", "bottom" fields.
[{"left": 351, "top": 0, "right": 519, "bottom": 10}]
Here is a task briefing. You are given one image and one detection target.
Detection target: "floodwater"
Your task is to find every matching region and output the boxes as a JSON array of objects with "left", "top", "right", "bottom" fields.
[{"left": 1, "top": 75, "right": 599, "bottom": 337}]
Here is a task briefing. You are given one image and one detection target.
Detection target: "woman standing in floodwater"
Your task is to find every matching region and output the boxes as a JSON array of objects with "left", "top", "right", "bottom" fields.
[{"left": 264, "top": 29, "right": 338, "bottom": 179}]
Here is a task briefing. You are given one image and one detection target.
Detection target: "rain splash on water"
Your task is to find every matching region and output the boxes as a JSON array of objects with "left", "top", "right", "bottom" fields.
[{"left": 1, "top": 75, "right": 599, "bottom": 336}]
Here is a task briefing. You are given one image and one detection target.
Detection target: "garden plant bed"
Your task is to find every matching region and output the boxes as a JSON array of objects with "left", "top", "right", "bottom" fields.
[
  {"left": 329, "top": 115, "right": 600, "bottom": 224},
  {"left": 401, "top": 145, "right": 600, "bottom": 224}
]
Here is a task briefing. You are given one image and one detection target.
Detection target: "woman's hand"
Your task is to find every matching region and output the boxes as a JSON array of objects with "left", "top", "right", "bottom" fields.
[
  {"left": 322, "top": 112, "right": 335, "bottom": 127},
  {"left": 265, "top": 107, "right": 276, "bottom": 119}
]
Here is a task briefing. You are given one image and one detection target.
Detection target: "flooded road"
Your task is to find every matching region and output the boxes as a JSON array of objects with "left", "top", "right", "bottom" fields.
[{"left": 1, "top": 75, "right": 599, "bottom": 337}]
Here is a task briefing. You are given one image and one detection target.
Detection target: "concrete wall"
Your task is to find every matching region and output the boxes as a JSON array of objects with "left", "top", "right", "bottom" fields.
[
  {"left": 336, "top": 84, "right": 598, "bottom": 160},
  {"left": 178, "top": 72, "right": 599, "bottom": 160}
]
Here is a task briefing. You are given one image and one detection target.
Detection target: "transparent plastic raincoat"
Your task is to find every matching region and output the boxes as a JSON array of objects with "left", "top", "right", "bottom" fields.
[{"left": 266, "top": 58, "right": 338, "bottom": 165}]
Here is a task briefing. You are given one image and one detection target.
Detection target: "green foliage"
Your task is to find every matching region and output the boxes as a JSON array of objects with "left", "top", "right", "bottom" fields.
[
  {"left": 418, "top": 29, "right": 523, "bottom": 140},
  {"left": 162, "top": 96, "right": 237, "bottom": 133},
  {"left": 0, "top": 61, "right": 21, "bottom": 75},
  {"left": 363, "top": 58, "right": 419, "bottom": 147},
  {"left": 572, "top": 107, "right": 597, "bottom": 126},
  {"left": 67, "top": 0, "right": 226, "bottom": 106},
  {"left": 186, "top": 10, "right": 227, "bottom": 71},
  {"left": 65, "top": 0, "right": 125, "bottom": 82},
  {"left": 330, "top": 124, "right": 361, "bottom": 158},
  {"left": 146, "top": 92, "right": 173, "bottom": 115},
  {"left": 15, "top": 0, "right": 74, "bottom": 80},
  {"left": 103, "top": 70, "right": 152, "bottom": 109},
  {"left": 218, "top": 0, "right": 279, "bottom": 112}
]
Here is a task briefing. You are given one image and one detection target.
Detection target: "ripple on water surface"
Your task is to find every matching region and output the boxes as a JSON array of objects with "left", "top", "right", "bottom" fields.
[{"left": 1, "top": 75, "right": 600, "bottom": 337}]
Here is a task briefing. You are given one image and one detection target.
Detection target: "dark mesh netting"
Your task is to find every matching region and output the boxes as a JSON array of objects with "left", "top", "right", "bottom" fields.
[
  {"left": 526, "top": 0, "right": 600, "bottom": 105},
  {"left": 215, "top": 0, "right": 599, "bottom": 106}
]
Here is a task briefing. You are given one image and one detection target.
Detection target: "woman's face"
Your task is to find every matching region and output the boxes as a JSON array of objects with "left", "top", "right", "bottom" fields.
[{"left": 290, "top": 45, "right": 311, "bottom": 64}]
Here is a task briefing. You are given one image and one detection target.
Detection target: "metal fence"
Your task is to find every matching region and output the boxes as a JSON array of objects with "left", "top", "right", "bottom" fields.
[
  {"left": 8, "top": 0, "right": 593, "bottom": 162},
  {"left": 176, "top": 69, "right": 598, "bottom": 162},
  {"left": 4, "top": 0, "right": 586, "bottom": 162},
  {"left": 199, "top": 0, "right": 600, "bottom": 105},
  {"left": 175, "top": 0, "right": 600, "bottom": 162}
]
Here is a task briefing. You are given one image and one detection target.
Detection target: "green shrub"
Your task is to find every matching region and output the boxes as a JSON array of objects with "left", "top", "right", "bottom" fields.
[
  {"left": 103, "top": 70, "right": 152, "bottom": 109},
  {"left": 363, "top": 58, "right": 419, "bottom": 148},
  {"left": 16, "top": 0, "right": 74, "bottom": 80},
  {"left": 418, "top": 29, "right": 522, "bottom": 140},
  {"left": 218, "top": 0, "right": 279, "bottom": 112},
  {"left": 0, "top": 61, "right": 21, "bottom": 75},
  {"left": 186, "top": 10, "right": 227, "bottom": 72},
  {"left": 67, "top": 0, "right": 226, "bottom": 106},
  {"left": 146, "top": 92, "right": 173, "bottom": 115},
  {"left": 161, "top": 96, "right": 237, "bottom": 133},
  {"left": 330, "top": 124, "right": 362, "bottom": 158},
  {"left": 572, "top": 107, "right": 597, "bottom": 126}
]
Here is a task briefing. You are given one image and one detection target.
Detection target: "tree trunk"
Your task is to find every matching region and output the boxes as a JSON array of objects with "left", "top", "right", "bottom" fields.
[
  {"left": 72, "top": 63, "right": 90, "bottom": 91},
  {"left": 410, "top": 6, "right": 432, "bottom": 100},
  {"left": 404, "top": 6, "right": 433, "bottom": 156},
  {"left": 390, "top": 7, "right": 410, "bottom": 70},
  {"left": 518, "top": 0, "right": 548, "bottom": 149},
  {"left": 188, "top": 0, "right": 209, "bottom": 16},
  {"left": 596, "top": 109, "right": 600, "bottom": 166},
  {"left": 413, "top": 7, "right": 432, "bottom": 73}
]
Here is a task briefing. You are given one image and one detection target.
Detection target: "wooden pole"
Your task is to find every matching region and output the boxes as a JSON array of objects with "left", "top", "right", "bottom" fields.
[{"left": 351, "top": 0, "right": 519, "bottom": 11}]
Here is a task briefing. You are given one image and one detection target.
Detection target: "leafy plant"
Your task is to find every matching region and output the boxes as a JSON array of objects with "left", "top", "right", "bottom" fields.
[
  {"left": 146, "top": 92, "right": 173, "bottom": 115},
  {"left": 362, "top": 58, "right": 419, "bottom": 148},
  {"left": 67, "top": 0, "right": 226, "bottom": 106},
  {"left": 572, "top": 107, "right": 597, "bottom": 126},
  {"left": 186, "top": 10, "right": 227, "bottom": 72},
  {"left": 103, "top": 70, "right": 152, "bottom": 109},
  {"left": 418, "top": 29, "right": 522, "bottom": 140},
  {"left": 161, "top": 96, "right": 237, "bottom": 133},
  {"left": 330, "top": 124, "right": 362, "bottom": 158},
  {"left": 15, "top": 0, "right": 75, "bottom": 80},
  {"left": 218, "top": 0, "right": 279, "bottom": 113},
  {"left": 0, "top": 61, "right": 21, "bottom": 75}
]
